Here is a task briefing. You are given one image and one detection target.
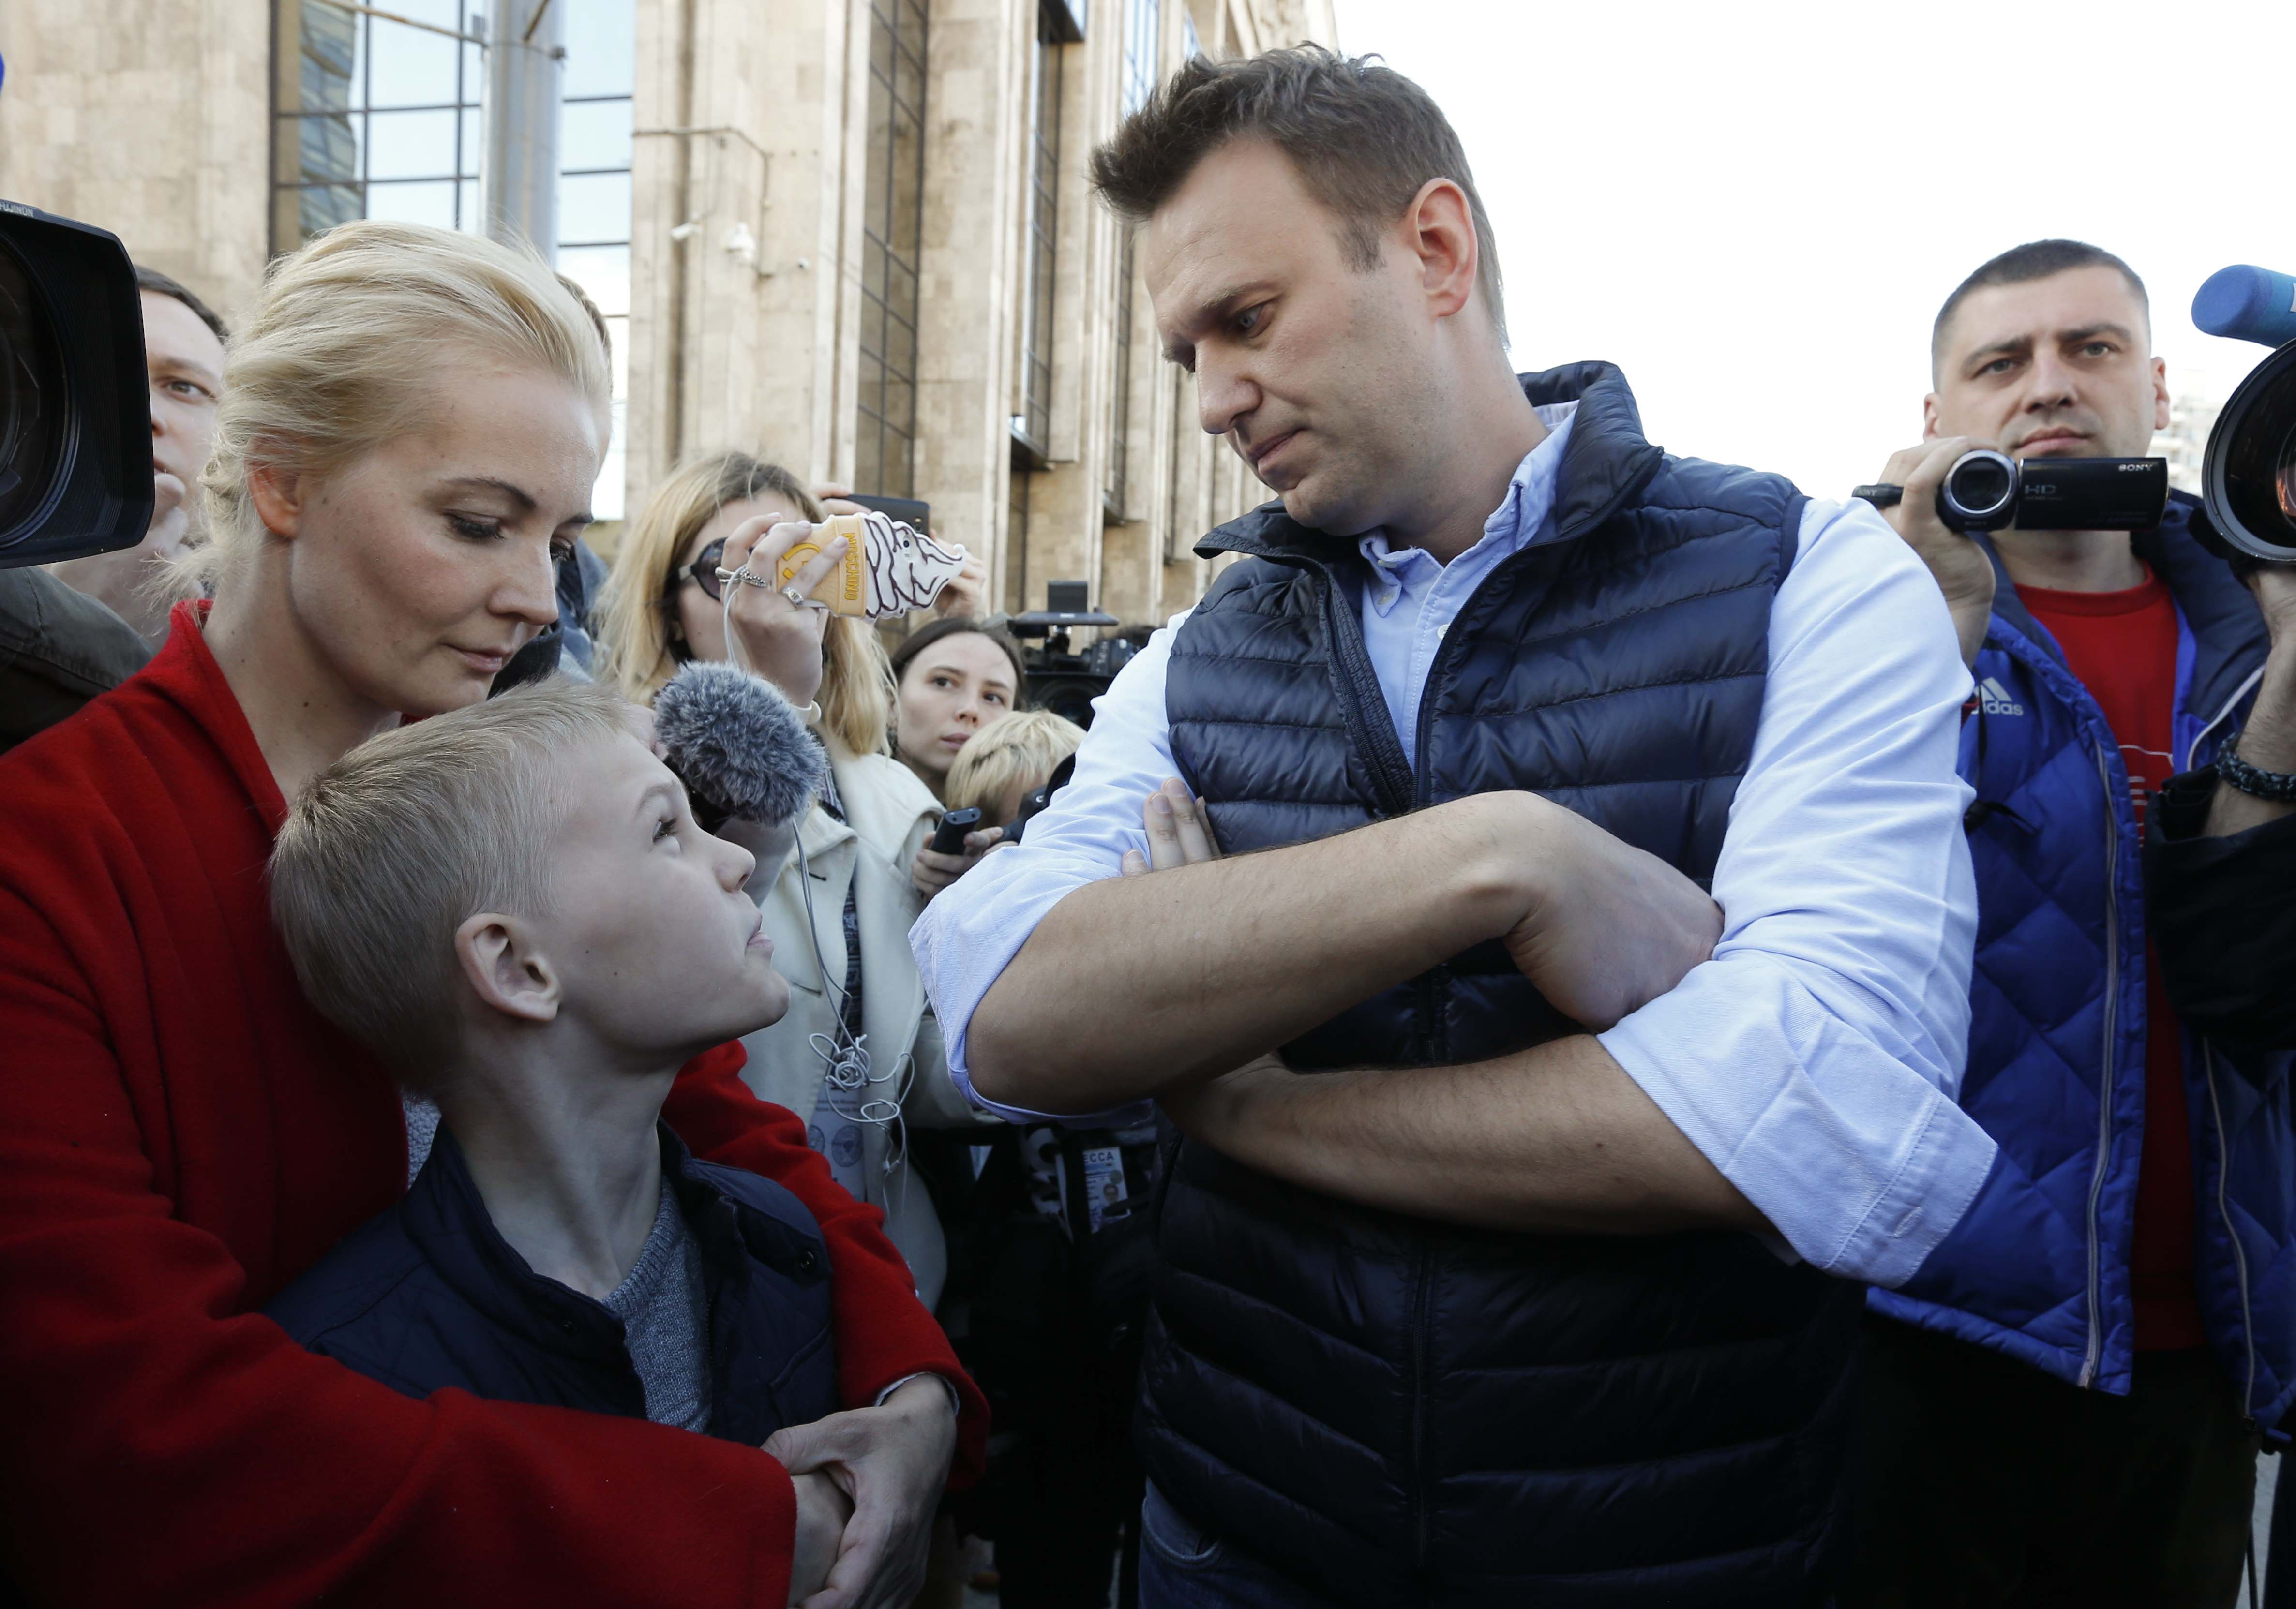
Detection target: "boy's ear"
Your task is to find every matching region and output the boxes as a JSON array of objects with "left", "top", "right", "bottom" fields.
[{"left": 455, "top": 912, "right": 561, "bottom": 1025}]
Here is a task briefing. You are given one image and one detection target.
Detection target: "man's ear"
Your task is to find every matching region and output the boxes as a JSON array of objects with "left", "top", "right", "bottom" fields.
[
  {"left": 247, "top": 456, "right": 307, "bottom": 540},
  {"left": 1921, "top": 394, "right": 1943, "bottom": 441},
  {"left": 455, "top": 912, "right": 561, "bottom": 1025},
  {"left": 2151, "top": 355, "right": 2171, "bottom": 433},
  {"left": 1402, "top": 177, "right": 1478, "bottom": 325}
]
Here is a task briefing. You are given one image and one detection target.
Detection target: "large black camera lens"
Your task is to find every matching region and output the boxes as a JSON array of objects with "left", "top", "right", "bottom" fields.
[
  {"left": 0, "top": 200, "right": 151, "bottom": 569},
  {"left": 1940, "top": 450, "right": 2017, "bottom": 528},
  {"left": 2205, "top": 340, "right": 2296, "bottom": 562},
  {"left": 0, "top": 234, "right": 64, "bottom": 535}
]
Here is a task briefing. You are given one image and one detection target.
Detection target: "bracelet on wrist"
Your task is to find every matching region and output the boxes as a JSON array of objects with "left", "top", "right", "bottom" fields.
[{"left": 2219, "top": 739, "right": 2296, "bottom": 804}]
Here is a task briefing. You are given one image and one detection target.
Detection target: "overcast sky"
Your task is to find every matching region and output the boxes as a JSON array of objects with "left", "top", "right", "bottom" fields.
[{"left": 1327, "top": 0, "right": 2294, "bottom": 499}]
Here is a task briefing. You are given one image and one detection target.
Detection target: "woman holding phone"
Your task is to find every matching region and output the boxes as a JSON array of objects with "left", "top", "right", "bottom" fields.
[{"left": 597, "top": 452, "right": 996, "bottom": 1308}]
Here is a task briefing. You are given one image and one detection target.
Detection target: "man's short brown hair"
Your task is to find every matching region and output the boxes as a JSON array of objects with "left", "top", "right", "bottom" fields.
[
  {"left": 1931, "top": 239, "right": 2149, "bottom": 382},
  {"left": 1089, "top": 45, "right": 1507, "bottom": 344}
]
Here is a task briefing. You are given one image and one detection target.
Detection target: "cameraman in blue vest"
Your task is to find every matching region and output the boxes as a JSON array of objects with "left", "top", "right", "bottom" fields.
[
  {"left": 1854, "top": 241, "right": 2296, "bottom": 1607},
  {"left": 915, "top": 47, "right": 2000, "bottom": 1608}
]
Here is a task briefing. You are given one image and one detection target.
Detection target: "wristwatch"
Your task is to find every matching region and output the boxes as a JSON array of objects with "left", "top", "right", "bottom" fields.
[{"left": 2219, "top": 740, "right": 2296, "bottom": 803}]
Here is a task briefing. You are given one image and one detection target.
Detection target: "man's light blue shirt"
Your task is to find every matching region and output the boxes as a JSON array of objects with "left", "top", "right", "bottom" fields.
[{"left": 913, "top": 404, "right": 1998, "bottom": 1288}]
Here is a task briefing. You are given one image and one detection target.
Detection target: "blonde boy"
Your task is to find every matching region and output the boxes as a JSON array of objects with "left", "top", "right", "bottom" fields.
[{"left": 263, "top": 679, "right": 962, "bottom": 1607}]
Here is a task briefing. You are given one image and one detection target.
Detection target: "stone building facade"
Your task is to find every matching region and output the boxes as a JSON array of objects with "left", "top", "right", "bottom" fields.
[{"left": 0, "top": 0, "right": 1337, "bottom": 624}]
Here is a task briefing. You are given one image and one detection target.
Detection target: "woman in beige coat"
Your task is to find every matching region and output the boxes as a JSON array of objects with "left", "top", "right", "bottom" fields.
[{"left": 596, "top": 451, "right": 997, "bottom": 1306}]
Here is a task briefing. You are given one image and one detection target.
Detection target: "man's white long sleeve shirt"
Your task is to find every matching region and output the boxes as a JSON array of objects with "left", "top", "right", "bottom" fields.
[{"left": 913, "top": 405, "right": 1998, "bottom": 1288}]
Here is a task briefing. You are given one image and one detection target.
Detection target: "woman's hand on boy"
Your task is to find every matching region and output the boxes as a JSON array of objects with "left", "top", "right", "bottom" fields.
[
  {"left": 763, "top": 1375, "right": 960, "bottom": 1609},
  {"left": 910, "top": 827, "right": 1004, "bottom": 899},
  {"left": 787, "top": 1471, "right": 854, "bottom": 1606}
]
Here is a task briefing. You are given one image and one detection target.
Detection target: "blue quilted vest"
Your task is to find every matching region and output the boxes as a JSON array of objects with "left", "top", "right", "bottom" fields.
[
  {"left": 1141, "top": 364, "right": 1861, "bottom": 1608},
  {"left": 1869, "top": 494, "right": 2296, "bottom": 1432}
]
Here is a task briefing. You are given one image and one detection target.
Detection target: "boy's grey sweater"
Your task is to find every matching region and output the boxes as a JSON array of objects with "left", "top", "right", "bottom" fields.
[
  {"left": 607, "top": 1179, "right": 713, "bottom": 1432},
  {"left": 400, "top": 1093, "right": 711, "bottom": 1431}
]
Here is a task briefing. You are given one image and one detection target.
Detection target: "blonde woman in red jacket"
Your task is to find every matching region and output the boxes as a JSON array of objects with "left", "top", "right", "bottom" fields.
[{"left": 0, "top": 221, "right": 982, "bottom": 1609}]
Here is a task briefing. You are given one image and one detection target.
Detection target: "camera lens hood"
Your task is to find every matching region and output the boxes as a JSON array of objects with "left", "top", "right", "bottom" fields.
[
  {"left": 1938, "top": 449, "right": 2019, "bottom": 532},
  {"left": 2203, "top": 338, "right": 2296, "bottom": 564},
  {"left": 0, "top": 201, "right": 151, "bottom": 569}
]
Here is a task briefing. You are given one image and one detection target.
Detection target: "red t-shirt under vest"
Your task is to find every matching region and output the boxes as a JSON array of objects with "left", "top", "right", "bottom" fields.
[{"left": 2019, "top": 570, "right": 2204, "bottom": 1352}]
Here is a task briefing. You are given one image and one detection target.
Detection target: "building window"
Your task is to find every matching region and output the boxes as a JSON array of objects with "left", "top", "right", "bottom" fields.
[
  {"left": 270, "top": 0, "right": 484, "bottom": 252},
  {"left": 1104, "top": 0, "right": 1158, "bottom": 519},
  {"left": 857, "top": 0, "right": 930, "bottom": 499},
  {"left": 558, "top": 0, "right": 635, "bottom": 518},
  {"left": 270, "top": 0, "right": 634, "bottom": 518},
  {"left": 1013, "top": 3, "right": 1067, "bottom": 463}
]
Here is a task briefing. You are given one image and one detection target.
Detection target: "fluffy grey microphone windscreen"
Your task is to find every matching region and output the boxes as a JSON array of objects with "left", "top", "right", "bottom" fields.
[{"left": 652, "top": 660, "right": 827, "bottom": 827}]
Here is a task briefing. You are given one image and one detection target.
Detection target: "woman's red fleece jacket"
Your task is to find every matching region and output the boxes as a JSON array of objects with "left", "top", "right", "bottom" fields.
[{"left": 0, "top": 606, "right": 986, "bottom": 1608}]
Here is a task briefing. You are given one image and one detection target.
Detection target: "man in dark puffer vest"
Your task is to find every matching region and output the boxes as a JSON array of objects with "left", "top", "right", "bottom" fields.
[{"left": 915, "top": 48, "right": 1997, "bottom": 1609}]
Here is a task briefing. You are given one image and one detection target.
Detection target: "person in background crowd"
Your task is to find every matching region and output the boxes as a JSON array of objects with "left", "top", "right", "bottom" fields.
[
  {"left": 919, "top": 46, "right": 1995, "bottom": 1608},
  {"left": 4, "top": 267, "right": 229, "bottom": 751},
  {"left": 47, "top": 265, "right": 228, "bottom": 643},
  {"left": 889, "top": 615, "right": 1025, "bottom": 800},
  {"left": 0, "top": 563, "right": 151, "bottom": 752},
  {"left": 892, "top": 617, "right": 1028, "bottom": 896},
  {"left": 262, "top": 681, "right": 875, "bottom": 1606},
  {"left": 1853, "top": 240, "right": 2296, "bottom": 1609},
  {"left": 595, "top": 450, "right": 998, "bottom": 1312},
  {"left": 489, "top": 272, "right": 618, "bottom": 690},
  {"left": 0, "top": 219, "right": 982, "bottom": 1609},
  {"left": 944, "top": 709, "right": 1085, "bottom": 832},
  {"left": 911, "top": 700, "right": 1147, "bottom": 1609}
]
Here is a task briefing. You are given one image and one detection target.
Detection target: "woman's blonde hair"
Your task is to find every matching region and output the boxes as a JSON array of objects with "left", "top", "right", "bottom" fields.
[
  {"left": 944, "top": 709, "right": 1085, "bottom": 822},
  {"left": 594, "top": 449, "right": 893, "bottom": 756},
  {"left": 195, "top": 220, "right": 611, "bottom": 594}
]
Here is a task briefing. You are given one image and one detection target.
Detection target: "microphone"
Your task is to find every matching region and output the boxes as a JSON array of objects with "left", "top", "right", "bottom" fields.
[
  {"left": 652, "top": 660, "right": 827, "bottom": 831},
  {"left": 2192, "top": 265, "right": 2296, "bottom": 349}
]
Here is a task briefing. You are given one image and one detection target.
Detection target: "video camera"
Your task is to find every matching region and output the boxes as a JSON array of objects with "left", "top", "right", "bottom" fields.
[
  {"left": 0, "top": 201, "right": 155, "bottom": 570},
  {"left": 1007, "top": 578, "right": 1135, "bottom": 730},
  {"left": 1856, "top": 450, "right": 2169, "bottom": 535},
  {"left": 1850, "top": 263, "right": 2296, "bottom": 571},
  {"left": 2190, "top": 265, "right": 2296, "bottom": 570}
]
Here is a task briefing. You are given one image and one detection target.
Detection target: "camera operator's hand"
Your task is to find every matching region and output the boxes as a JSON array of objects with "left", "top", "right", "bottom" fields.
[
  {"left": 2250, "top": 563, "right": 2296, "bottom": 642},
  {"left": 1873, "top": 436, "right": 1997, "bottom": 667},
  {"left": 721, "top": 516, "right": 848, "bottom": 708},
  {"left": 787, "top": 1471, "right": 854, "bottom": 1606},
  {"left": 910, "top": 827, "right": 1004, "bottom": 899},
  {"left": 2206, "top": 562, "right": 2296, "bottom": 836},
  {"left": 1492, "top": 792, "right": 1721, "bottom": 1032}
]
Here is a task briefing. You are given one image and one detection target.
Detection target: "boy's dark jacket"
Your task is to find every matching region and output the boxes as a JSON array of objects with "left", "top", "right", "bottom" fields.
[{"left": 266, "top": 1122, "right": 838, "bottom": 1444}]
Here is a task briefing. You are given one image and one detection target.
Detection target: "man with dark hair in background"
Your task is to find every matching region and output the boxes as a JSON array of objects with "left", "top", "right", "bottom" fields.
[
  {"left": 46, "top": 265, "right": 227, "bottom": 642},
  {"left": 916, "top": 46, "right": 1998, "bottom": 1608},
  {"left": 1855, "top": 240, "right": 2296, "bottom": 1607}
]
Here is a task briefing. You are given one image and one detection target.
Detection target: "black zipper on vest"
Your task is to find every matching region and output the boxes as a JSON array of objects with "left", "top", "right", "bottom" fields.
[{"left": 1317, "top": 567, "right": 1415, "bottom": 817}]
